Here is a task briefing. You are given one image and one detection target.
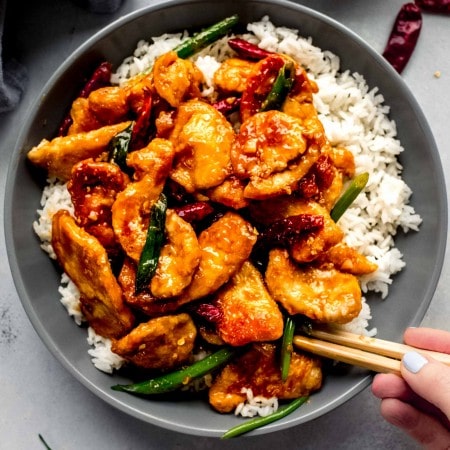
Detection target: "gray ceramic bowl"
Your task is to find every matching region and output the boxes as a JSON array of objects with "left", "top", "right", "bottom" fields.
[{"left": 5, "top": 0, "right": 447, "bottom": 437}]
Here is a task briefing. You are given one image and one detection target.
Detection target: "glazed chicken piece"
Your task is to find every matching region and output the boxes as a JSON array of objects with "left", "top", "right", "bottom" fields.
[
  {"left": 124, "top": 72, "right": 155, "bottom": 116},
  {"left": 231, "top": 109, "right": 327, "bottom": 200},
  {"left": 231, "top": 110, "right": 307, "bottom": 180},
  {"left": 265, "top": 248, "right": 362, "bottom": 324},
  {"left": 87, "top": 86, "right": 129, "bottom": 125},
  {"left": 112, "top": 175, "right": 164, "bottom": 262},
  {"left": 243, "top": 142, "right": 321, "bottom": 199},
  {"left": 67, "top": 159, "right": 130, "bottom": 255},
  {"left": 213, "top": 58, "right": 256, "bottom": 93},
  {"left": 169, "top": 100, "right": 234, "bottom": 192},
  {"left": 319, "top": 242, "right": 378, "bottom": 275},
  {"left": 27, "top": 121, "right": 132, "bottom": 181},
  {"left": 214, "top": 261, "right": 283, "bottom": 346},
  {"left": 328, "top": 146, "right": 356, "bottom": 178},
  {"left": 280, "top": 64, "right": 327, "bottom": 157},
  {"left": 51, "top": 210, "right": 135, "bottom": 339},
  {"left": 112, "top": 138, "right": 175, "bottom": 262},
  {"left": 177, "top": 212, "right": 258, "bottom": 303},
  {"left": 67, "top": 86, "right": 129, "bottom": 134},
  {"left": 153, "top": 51, "right": 204, "bottom": 108},
  {"left": 209, "top": 343, "right": 322, "bottom": 413},
  {"left": 150, "top": 209, "right": 201, "bottom": 298},
  {"left": 111, "top": 313, "right": 197, "bottom": 370},
  {"left": 61, "top": 69, "right": 157, "bottom": 135},
  {"left": 126, "top": 137, "right": 175, "bottom": 182},
  {"left": 206, "top": 176, "right": 249, "bottom": 210},
  {"left": 281, "top": 63, "right": 319, "bottom": 123},
  {"left": 118, "top": 258, "right": 185, "bottom": 316},
  {"left": 67, "top": 97, "right": 103, "bottom": 134}
]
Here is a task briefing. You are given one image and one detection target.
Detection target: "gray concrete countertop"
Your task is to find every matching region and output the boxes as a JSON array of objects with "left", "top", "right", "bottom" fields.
[{"left": 1, "top": 1, "right": 449, "bottom": 448}]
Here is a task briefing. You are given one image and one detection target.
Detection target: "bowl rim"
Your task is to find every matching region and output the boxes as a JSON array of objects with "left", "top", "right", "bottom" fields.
[{"left": 4, "top": 0, "right": 448, "bottom": 437}]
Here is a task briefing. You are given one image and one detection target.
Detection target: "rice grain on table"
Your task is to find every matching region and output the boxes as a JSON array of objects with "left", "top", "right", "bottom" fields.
[{"left": 33, "top": 16, "right": 421, "bottom": 417}]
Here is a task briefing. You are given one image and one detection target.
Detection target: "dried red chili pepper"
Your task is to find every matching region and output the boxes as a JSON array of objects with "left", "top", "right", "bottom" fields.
[
  {"left": 382, "top": 3, "right": 423, "bottom": 73},
  {"left": 131, "top": 89, "right": 153, "bottom": 150},
  {"left": 258, "top": 214, "right": 324, "bottom": 248},
  {"left": 297, "top": 174, "right": 320, "bottom": 199},
  {"left": 297, "top": 155, "right": 335, "bottom": 199},
  {"left": 228, "top": 37, "right": 273, "bottom": 60},
  {"left": 57, "top": 115, "right": 74, "bottom": 137},
  {"left": 79, "top": 61, "right": 113, "bottom": 98},
  {"left": 174, "top": 201, "right": 215, "bottom": 223},
  {"left": 212, "top": 96, "right": 241, "bottom": 115},
  {"left": 164, "top": 179, "right": 194, "bottom": 204},
  {"left": 415, "top": 0, "right": 450, "bottom": 13},
  {"left": 240, "top": 54, "right": 285, "bottom": 121},
  {"left": 314, "top": 155, "right": 335, "bottom": 189},
  {"left": 193, "top": 303, "right": 223, "bottom": 323},
  {"left": 57, "top": 61, "right": 113, "bottom": 136}
]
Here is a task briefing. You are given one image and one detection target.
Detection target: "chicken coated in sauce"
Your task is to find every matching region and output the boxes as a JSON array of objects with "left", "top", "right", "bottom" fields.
[
  {"left": 320, "top": 242, "right": 378, "bottom": 275},
  {"left": 169, "top": 99, "right": 235, "bottom": 192},
  {"left": 214, "top": 261, "right": 283, "bottom": 346},
  {"left": 68, "top": 159, "right": 130, "bottom": 255},
  {"left": 243, "top": 142, "right": 321, "bottom": 199},
  {"left": 231, "top": 110, "right": 307, "bottom": 180},
  {"left": 150, "top": 209, "right": 201, "bottom": 298},
  {"left": 67, "top": 97, "right": 102, "bottom": 134},
  {"left": 111, "top": 313, "right": 197, "bottom": 370},
  {"left": 265, "top": 248, "right": 362, "bottom": 324},
  {"left": 177, "top": 211, "right": 258, "bottom": 303},
  {"left": 51, "top": 210, "right": 134, "bottom": 338},
  {"left": 213, "top": 58, "right": 256, "bottom": 93},
  {"left": 111, "top": 138, "right": 175, "bottom": 262},
  {"left": 153, "top": 51, "right": 204, "bottom": 108},
  {"left": 87, "top": 86, "right": 130, "bottom": 125},
  {"left": 209, "top": 343, "right": 322, "bottom": 413},
  {"left": 206, "top": 176, "right": 249, "bottom": 210},
  {"left": 27, "top": 121, "right": 132, "bottom": 181},
  {"left": 118, "top": 257, "right": 183, "bottom": 316}
]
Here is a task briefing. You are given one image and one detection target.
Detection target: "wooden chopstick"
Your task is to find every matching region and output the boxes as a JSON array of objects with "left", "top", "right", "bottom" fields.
[{"left": 293, "top": 328, "right": 450, "bottom": 376}]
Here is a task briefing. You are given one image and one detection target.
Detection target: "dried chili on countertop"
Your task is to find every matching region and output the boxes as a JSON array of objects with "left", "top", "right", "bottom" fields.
[
  {"left": 415, "top": 0, "right": 450, "bottom": 13},
  {"left": 382, "top": 3, "right": 423, "bottom": 73}
]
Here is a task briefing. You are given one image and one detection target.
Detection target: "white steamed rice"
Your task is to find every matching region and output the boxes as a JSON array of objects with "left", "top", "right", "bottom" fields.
[{"left": 33, "top": 16, "right": 422, "bottom": 417}]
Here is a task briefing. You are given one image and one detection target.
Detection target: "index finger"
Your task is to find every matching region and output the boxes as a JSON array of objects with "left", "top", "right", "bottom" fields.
[{"left": 404, "top": 327, "right": 450, "bottom": 354}]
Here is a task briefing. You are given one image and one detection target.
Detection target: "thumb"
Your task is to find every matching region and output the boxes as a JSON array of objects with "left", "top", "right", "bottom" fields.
[{"left": 401, "top": 351, "right": 450, "bottom": 420}]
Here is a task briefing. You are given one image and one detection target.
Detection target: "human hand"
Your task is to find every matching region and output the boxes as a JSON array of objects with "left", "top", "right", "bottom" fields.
[{"left": 372, "top": 327, "right": 450, "bottom": 449}]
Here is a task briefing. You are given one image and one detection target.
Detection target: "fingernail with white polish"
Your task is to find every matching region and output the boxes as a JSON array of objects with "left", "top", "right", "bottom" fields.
[{"left": 403, "top": 351, "right": 428, "bottom": 374}]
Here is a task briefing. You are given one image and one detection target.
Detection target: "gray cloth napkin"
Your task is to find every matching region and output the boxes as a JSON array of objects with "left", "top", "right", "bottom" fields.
[
  {"left": 0, "top": 0, "right": 124, "bottom": 114},
  {"left": 0, "top": 0, "right": 27, "bottom": 113}
]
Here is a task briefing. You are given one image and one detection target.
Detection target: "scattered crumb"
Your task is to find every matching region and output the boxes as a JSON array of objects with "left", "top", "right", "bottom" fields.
[
  {"left": 434, "top": 70, "right": 441, "bottom": 78},
  {"left": 0, "top": 305, "right": 18, "bottom": 345}
]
